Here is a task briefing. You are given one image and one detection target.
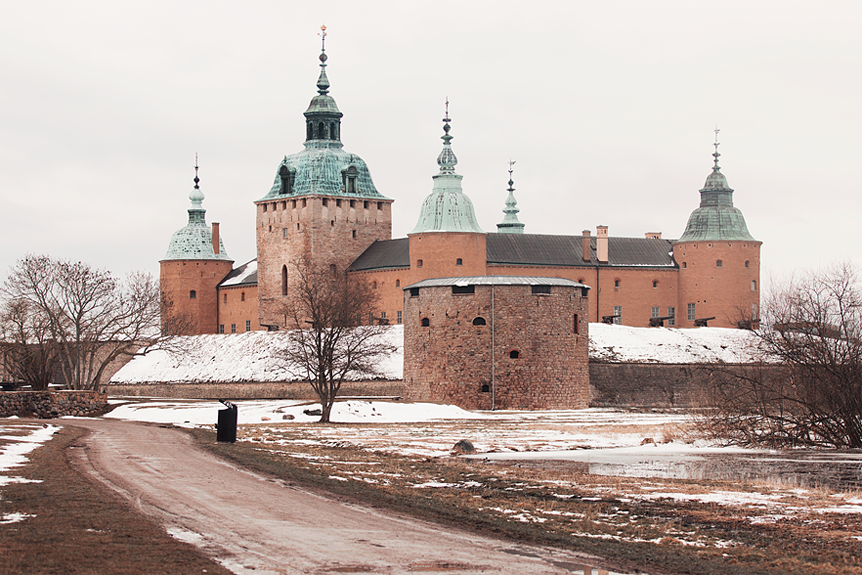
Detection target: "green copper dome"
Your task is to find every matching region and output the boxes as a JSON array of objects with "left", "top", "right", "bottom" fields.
[
  {"left": 676, "top": 143, "right": 756, "bottom": 243},
  {"left": 258, "top": 39, "right": 389, "bottom": 202},
  {"left": 410, "top": 108, "right": 484, "bottom": 234},
  {"left": 163, "top": 167, "right": 231, "bottom": 261}
]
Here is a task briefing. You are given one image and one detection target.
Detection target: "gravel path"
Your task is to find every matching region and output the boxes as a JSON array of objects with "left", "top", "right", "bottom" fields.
[{"left": 67, "top": 419, "right": 626, "bottom": 575}]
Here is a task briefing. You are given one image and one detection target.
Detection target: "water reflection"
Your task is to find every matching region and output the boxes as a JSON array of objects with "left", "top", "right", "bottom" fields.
[{"left": 478, "top": 447, "right": 862, "bottom": 491}]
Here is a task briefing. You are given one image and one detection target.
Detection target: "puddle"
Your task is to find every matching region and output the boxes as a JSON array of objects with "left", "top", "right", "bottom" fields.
[{"left": 474, "top": 447, "right": 862, "bottom": 491}]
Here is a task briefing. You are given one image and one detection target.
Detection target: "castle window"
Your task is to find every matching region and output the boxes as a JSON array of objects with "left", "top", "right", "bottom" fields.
[
  {"left": 231, "top": 323, "right": 236, "bottom": 333},
  {"left": 667, "top": 307, "right": 676, "bottom": 326},
  {"left": 751, "top": 280, "right": 757, "bottom": 291},
  {"left": 262, "top": 204, "right": 267, "bottom": 212},
  {"left": 614, "top": 279, "right": 620, "bottom": 288},
  {"left": 377, "top": 202, "right": 383, "bottom": 210},
  {"left": 292, "top": 200, "right": 297, "bottom": 208},
  {"left": 307, "top": 122, "right": 313, "bottom": 139},
  {"left": 280, "top": 201, "right": 286, "bottom": 209},
  {"left": 241, "top": 292, "right": 245, "bottom": 302},
  {"left": 189, "top": 290, "right": 196, "bottom": 299},
  {"left": 509, "top": 350, "right": 520, "bottom": 359},
  {"left": 417, "top": 259, "right": 423, "bottom": 267},
  {"left": 336, "top": 199, "right": 342, "bottom": 207},
  {"left": 363, "top": 201, "right": 369, "bottom": 209},
  {"left": 372, "top": 281, "right": 378, "bottom": 289},
  {"left": 278, "top": 165, "right": 294, "bottom": 194},
  {"left": 532, "top": 285, "right": 551, "bottom": 295},
  {"left": 219, "top": 324, "right": 225, "bottom": 333},
  {"left": 652, "top": 280, "right": 658, "bottom": 289},
  {"left": 682, "top": 262, "right": 687, "bottom": 269},
  {"left": 350, "top": 200, "right": 355, "bottom": 208},
  {"left": 573, "top": 314, "right": 579, "bottom": 334},
  {"left": 246, "top": 320, "right": 251, "bottom": 332},
  {"left": 322, "top": 198, "right": 328, "bottom": 207},
  {"left": 318, "top": 121, "right": 325, "bottom": 138},
  {"left": 421, "top": 317, "right": 430, "bottom": 327},
  {"left": 687, "top": 303, "right": 696, "bottom": 321},
  {"left": 395, "top": 279, "right": 400, "bottom": 287},
  {"left": 410, "top": 288, "right": 420, "bottom": 297},
  {"left": 456, "top": 258, "right": 463, "bottom": 266},
  {"left": 613, "top": 305, "right": 622, "bottom": 325},
  {"left": 472, "top": 317, "right": 486, "bottom": 326},
  {"left": 396, "top": 311, "right": 402, "bottom": 324},
  {"left": 302, "top": 199, "right": 307, "bottom": 208},
  {"left": 452, "top": 285, "right": 475, "bottom": 295},
  {"left": 651, "top": 306, "right": 660, "bottom": 318},
  {"left": 351, "top": 230, "right": 356, "bottom": 239},
  {"left": 330, "top": 122, "right": 336, "bottom": 139},
  {"left": 343, "top": 166, "right": 358, "bottom": 193},
  {"left": 223, "top": 293, "right": 227, "bottom": 304},
  {"left": 481, "top": 384, "right": 490, "bottom": 393},
  {"left": 716, "top": 259, "right": 723, "bottom": 267},
  {"left": 283, "top": 228, "right": 288, "bottom": 238},
  {"left": 282, "top": 265, "right": 288, "bottom": 296},
  {"left": 745, "top": 260, "right": 750, "bottom": 268}
]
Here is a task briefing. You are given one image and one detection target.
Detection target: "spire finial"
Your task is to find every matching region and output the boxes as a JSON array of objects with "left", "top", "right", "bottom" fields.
[
  {"left": 712, "top": 125, "right": 721, "bottom": 170},
  {"left": 189, "top": 153, "right": 205, "bottom": 212},
  {"left": 437, "top": 98, "right": 457, "bottom": 171},
  {"left": 193, "top": 153, "right": 200, "bottom": 189},
  {"left": 508, "top": 159, "right": 516, "bottom": 190},
  {"left": 316, "top": 25, "right": 330, "bottom": 95}
]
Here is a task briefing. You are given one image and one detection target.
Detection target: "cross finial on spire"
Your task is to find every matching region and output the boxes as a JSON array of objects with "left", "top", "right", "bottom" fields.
[{"left": 712, "top": 125, "right": 721, "bottom": 170}]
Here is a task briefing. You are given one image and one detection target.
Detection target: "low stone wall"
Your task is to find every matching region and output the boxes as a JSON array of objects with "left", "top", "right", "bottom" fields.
[
  {"left": 108, "top": 380, "right": 405, "bottom": 400},
  {"left": 589, "top": 362, "right": 785, "bottom": 408},
  {"left": 0, "top": 390, "right": 109, "bottom": 418}
]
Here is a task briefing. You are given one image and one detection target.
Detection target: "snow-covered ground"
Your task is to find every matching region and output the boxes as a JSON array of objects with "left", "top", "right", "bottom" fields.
[
  {"left": 111, "top": 323, "right": 762, "bottom": 385},
  {"left": 0, "top": 421, "right": 58, "bottom": 524}
]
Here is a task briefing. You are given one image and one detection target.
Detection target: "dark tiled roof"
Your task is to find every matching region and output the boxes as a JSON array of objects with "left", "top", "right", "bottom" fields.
[
  {"left": 218, "top": 259, "right": 258, "bottom": 287},
  {"left": 349, "top": 239, "right": 410, "bottom": 271},
  {"left": 487, "top": 234, "right": 676, "bottom": 268}
]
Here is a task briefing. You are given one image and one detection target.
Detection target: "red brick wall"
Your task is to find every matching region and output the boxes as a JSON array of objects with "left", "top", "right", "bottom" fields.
[
  {"left": 403, "top": 283, "right": 589, "bottom": 410},
  {"left": 160, "top": 259, "right": 234, "bottom": 335},
  {"left": 217, "top": 284, "right": 261, "bottom": 333},
  {"left": 255, "top": 195, "right": 392, "bottom": 328},
  {"left": 673, "top": 240, "right": 761, "bottom": 328}
]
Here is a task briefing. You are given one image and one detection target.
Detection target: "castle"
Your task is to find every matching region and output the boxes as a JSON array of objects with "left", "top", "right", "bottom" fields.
[{"left": 160, "top": 38, "right": 761, "bottom": 340}]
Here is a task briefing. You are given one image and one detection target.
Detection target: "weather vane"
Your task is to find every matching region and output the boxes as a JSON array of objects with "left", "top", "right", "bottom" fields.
[
  {"left": 508, "top": 158, "right": 516, "bottom": 177},
  {"left": 714, "top": 125, "right": 720, "bottom": 150},
  {"left": 194, "top": 153, "right": 200, "bottom": 189},
  {"left": 319, "top": 25, "right": 327, "bottom": 52}
]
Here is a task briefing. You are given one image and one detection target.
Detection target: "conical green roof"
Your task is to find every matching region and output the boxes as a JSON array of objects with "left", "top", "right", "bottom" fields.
[{"left": 163, "top": 168, "right": 231, "bottom": 261}]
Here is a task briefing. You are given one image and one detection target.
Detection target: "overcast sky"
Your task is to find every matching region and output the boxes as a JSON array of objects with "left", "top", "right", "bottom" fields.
[{"left": 2, "top": 1, "right": 860, "bottom": 286}]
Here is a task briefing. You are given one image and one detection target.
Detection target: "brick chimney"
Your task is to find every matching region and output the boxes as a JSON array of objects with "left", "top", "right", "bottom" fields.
[
  {"left": 212, "top": 222, "right": 220, "bottom": 255},
  {"left": 596, "top": 225, "right": 608, "bottom": 263},
  {"left": 581, "top": 230, "right": 591, "bottom": 262},
  {"left": 645, "top": 232, "right": 662, "bottom": 240}
]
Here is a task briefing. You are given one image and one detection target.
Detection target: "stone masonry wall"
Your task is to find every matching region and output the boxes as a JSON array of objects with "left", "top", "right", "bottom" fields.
[
  {"left": 0, "top": 390, "right": 108, "bottom": 418},
  {"left": 404, "top": 283, "right": 589, "bottom": 410},
  {"left": 108, "top": 380, "right": 403, "bottom": 400}
]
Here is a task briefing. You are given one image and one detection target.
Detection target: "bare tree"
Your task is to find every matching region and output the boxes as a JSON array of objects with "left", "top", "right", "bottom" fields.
[
  {"left": 699, "top": 262, "right": 862, "bottom": 448},
  {"left": 1, "top": 255, "right": 169, "bottom": 390},
  {"left": 277, "top": 255, "right": 397, "bottom": 423},
  {"left": 0, "top": 298, "right": 59, "bottom": 390}
]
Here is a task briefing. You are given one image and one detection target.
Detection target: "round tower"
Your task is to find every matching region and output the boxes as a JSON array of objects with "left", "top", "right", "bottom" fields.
[
  {"left": 408, "top": 103, "right": 488, "bottom": 281},
  {"left": 673, "top": 136, "right": 761, "bottom": 328},
  {"left": 160, "top": 163, "right": 233, "bottom": 335},
  {"left": 255, "top": 27, "right": 393, "bottom": 329}
]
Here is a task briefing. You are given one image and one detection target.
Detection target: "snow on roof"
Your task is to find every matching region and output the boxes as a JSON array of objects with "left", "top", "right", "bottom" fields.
[
  {"left": 589, "top": 323, "right": 760, "bottom": 364},
  {"left": 220, "top": 259, "right": 258, "bottom": 287},
  {"left": 111, "top": 326, "right": 404, "bottom": 384},
  {"left": 112, "top": 323, "right": 760, "bottom": 385}
]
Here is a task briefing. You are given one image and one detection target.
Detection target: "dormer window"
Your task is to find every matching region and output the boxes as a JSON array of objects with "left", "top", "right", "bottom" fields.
[
  {"left": 278, "top": 165, "right": 295, "bottom": 195},
  {"left": 342, "top": 166, "right": 359, "bottom": 194}
]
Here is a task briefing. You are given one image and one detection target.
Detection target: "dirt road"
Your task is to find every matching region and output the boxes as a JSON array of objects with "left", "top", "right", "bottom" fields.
[{"left": 67, "top": 419, "right": 625, "bottom": 575}]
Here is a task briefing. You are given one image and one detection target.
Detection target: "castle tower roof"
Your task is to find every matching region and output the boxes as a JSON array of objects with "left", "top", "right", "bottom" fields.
[
  {"left": 259, "top": 27, "right": 389, "bottom": 202},
  {"left": 676, "top": 136, "right": 756, "bottom": 243},
  {"left": 162, "top": 162, "right": 231, "bottom": 261},
  {"left": 496, "top": 160, "right": 525, "bottom": 234},
  {"left": 410, "top": 103, "right": 484, "bottom": 234}
]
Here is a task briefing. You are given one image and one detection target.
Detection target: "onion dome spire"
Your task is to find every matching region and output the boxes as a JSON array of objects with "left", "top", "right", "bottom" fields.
[
  {"left": 316, "top": 25, "right": 330, "bottom": 95},
  {"left": 676, "top": 130, "right": 756, "bottom": 243},
  {"left": 303, "top": 25, "right": 343, "bottom": 146},
  {"left": 411, "top": 101, "right": 484, "bottom": 234},
  {"left": 188, "top": 153, "right": 205, "bottom": 224},
  {"left": 497, "top": 160, "right": 525, "bottom": 234}
]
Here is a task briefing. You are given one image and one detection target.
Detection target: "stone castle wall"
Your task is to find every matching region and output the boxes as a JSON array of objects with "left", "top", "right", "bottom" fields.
[
  {"left": 108, "top": 380, "right": 403, "bottom": 400},
  {"left": 0, "top": 390, "right": 108, "bottom": 418},
  {"left": 403, "top": 282, "right": 589, "bottom": 410}
]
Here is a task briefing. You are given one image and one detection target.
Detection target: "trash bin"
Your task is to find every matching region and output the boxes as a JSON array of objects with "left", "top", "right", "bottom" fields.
[{"left": 216, "top": 399, "right": 238, "bottom": 443}]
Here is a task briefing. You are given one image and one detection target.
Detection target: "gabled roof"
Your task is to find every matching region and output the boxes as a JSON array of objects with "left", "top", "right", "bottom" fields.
[{"left": 349, "top": 239, "right": 409, "bottom": 272}]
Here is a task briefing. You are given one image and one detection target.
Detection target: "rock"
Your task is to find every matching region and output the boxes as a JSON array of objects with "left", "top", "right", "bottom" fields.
[
  {"left": 282, "top": 414, "right": 294, "bottom": 420},
  {"left": 640, "top": 437, "right": 657, "bottom": 446},
  {"left": 452, "top": 439, "right": 475, "bottom": 454},
  {"left": 260, "top": 416, "right": 271, "bottom": 422},
  {"left": 303, "top": 408, "right": 322, "bottom": 416}
]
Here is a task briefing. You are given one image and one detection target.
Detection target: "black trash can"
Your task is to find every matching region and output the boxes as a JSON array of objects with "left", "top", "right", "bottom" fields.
[{"left": 216, "top": 399, "right": 238, "bottom": 443}]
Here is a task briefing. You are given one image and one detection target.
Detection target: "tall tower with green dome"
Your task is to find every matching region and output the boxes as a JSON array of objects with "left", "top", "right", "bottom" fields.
[
  {"left": 255, "top": 28, "right": 394, "bottom": 329},
  {"left": 160, "top": 163, "right": 234, "bottom": 335},
  {"left": 673, "top": 135, "right": 761, "bottom": 328}
]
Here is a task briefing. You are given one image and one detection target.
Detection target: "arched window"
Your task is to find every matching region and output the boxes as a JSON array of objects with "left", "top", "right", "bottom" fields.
[
  {"left": 751, "top": 280, "right": 757, "bottom": 291},
  {"left": 745, "top": 260, "right": 750, "bottom": 268},
  {"left": 652, "top": 280, "right": 658, "bottom": 289},
  {"left": 241, "top": 292, "right": 245, "bottom": 302},
  {"left": 472, "top": 317, "right": 486, "bottom": 326},
  {"left": 614, "top": 279, "right": 620, "bottom": 287},
  {"left": 306, "top": 122, "right": 313, "bottom": 140},
  {"left": 509, "top": 350, "right": 520, "bottom": 359},
  {"left": 395, "top": 279, "right": 400, "bottom": 287},
  {"left": 682, "top": 262, "right": 687, "bottom": 269},
  {"left": 456, "top": 258, "right": 463, "bottom": 266},
  {"left": 330, "top": 122, "right": 336, "bottom": 140},
  {"left": 223, "top": 293, "right": 227, "bottom": 304},
  {"left": 281, "top": 265, "right": 288, "bottom": 296},
  {"left": 318, "top": 121, "right": 325, "bottom": 138},
  {"left": 372, "top": 281, "right": 378, "bottom": 289},
  {"left": 716, "top": 260, "right": 723, "bottom": 267},
  {"left": 573, "top": 314, "right": 579, "bottom": 334},
  {"left": 421, "top": 318, "right": 430, "bottom": 327}
]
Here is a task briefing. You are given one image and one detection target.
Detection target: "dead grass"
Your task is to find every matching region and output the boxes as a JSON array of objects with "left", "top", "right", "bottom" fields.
[{"left": 200, "top": 422, "right": 862, "bottom": 575}]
